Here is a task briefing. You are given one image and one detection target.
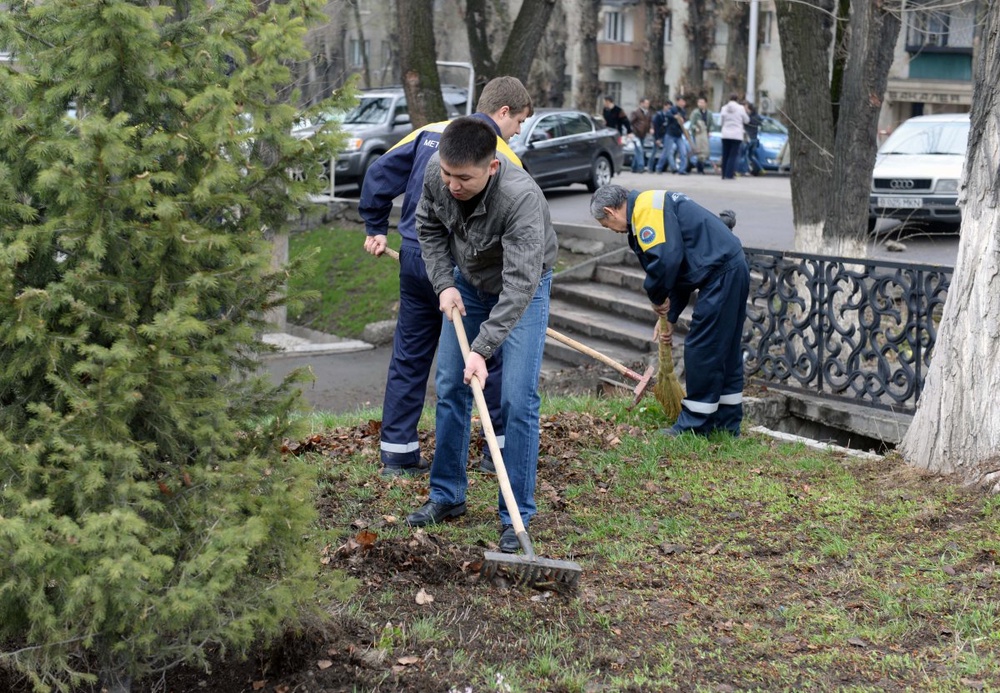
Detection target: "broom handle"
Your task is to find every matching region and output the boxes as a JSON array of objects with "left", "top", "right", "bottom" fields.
[
  {"left": 450, "top": 307, "right": 533, "bottom": 554},
  {"left": 545, "top": 328, "right": 645, "bottom": 382}
]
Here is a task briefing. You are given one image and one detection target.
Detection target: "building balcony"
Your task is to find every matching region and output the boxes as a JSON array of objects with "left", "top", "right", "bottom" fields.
[{"left": 597, "top": 41, "right": 643, "bottom": 69}]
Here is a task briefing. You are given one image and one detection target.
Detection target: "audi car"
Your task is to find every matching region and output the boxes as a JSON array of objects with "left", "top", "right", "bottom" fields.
[{"left": 869, "top": 113, "right": 970, "bottom": 230}]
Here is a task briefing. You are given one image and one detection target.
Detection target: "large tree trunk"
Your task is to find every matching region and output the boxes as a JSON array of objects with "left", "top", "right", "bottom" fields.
[
  {"left": 495, "top": 0, "right": 557, "bottom": 83},
  {"left": 721, "top": 1, "right": 748, "bottom": 99},
  {"left": 527, "top": 0, "right": 569, "bottom": 107},
  {"left": 350, "top": 0, "right": 372, "bottom": 88},
  {"left": 824, "top": 1, "right": 900, "bottom": 253},
  {"left": 575, "top": 0, "right": 601, "bottom": 112},
  {"left": 775, "top": 0, "right": 837, "bottom": 250},
  {"left": 463, "top": 0, "right": 498, "bottom": 85},
  {"left": 641, "top": 0, "right": 668, "bottom": 106},
  {"left": 900, "top": 5, "right": 1000, "bottom": 492},
  {"left": 683, "top": 0, "right": 714, "bottom": 97},
  {"left": 396, "top": 0, "right": 447, "bottom": 127}
]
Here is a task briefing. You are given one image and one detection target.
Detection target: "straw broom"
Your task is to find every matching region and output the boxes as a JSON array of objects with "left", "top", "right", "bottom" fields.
[{"left": 653, "top": 316, "right": 685, "bottom": 420}]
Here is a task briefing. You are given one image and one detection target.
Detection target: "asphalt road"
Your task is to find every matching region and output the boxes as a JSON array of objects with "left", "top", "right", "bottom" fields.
[{"left": 273, "top": 169, "right": 961, "bottom": 415}]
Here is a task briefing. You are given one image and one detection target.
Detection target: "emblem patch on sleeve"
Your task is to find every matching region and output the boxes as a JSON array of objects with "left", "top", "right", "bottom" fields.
[{"left": 639, "top": 226, "right": 657, "bottom": 245}]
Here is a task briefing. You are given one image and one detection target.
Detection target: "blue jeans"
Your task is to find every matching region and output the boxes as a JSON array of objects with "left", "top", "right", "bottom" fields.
[
  {"left": 380, "top": 242, "right": 504, "bottom": 468},
  {"left": 630, "top": 138, "right": 646, "bottom": 172},
  {"left": 431, "top": 269, "right": 551, "bottom": 526},
  {"left": 657, "top": 134, "right": 688, "bottom": 172}
]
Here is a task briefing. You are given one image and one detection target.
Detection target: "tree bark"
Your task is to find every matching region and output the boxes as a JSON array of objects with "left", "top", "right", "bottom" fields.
[
  {"left": 900, "top": 4, "right": 1000, "bottom": 492},
  {"left": 351, "top": 0, "right": 372, "bottom": 88},
  {"left": 825, "top": 1, "right": 901, "bottom": 249},
  {"left": 396, "top": 0, "right": 447, "bottom": 127},
  {"left": 463, "top": 0, "right": 497, "bottom": 85},
  {"left": 683, "top": 0, "right": 714, "bottom": 97},
  {"left": 527, "top": 0, "right": 569, "bottom": 107},
  {"left": 495, "top": 0, "right": 557, "bottom": 83},
  {"left": 575, "top": 0, "right": 601, "bottom": 112},
  {"left": 775, "top": 0, "right": 837, "bottom": 248},
  {"left": 641, "top": 0, "right": 668, "bottom": 106},
  {"left": 721, "top": 1, "right": 748, "bottom": 99}
]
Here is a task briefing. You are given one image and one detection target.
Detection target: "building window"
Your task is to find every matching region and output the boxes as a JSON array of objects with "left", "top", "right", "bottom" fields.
[
  {"left": 905, "top": 0, "right": 976, "bottom": 50},
  {"left": 714, "top": 21, "right": 729, "bottom": 47},
  {"left": 664, "top": 11, "right": 673, "bottom": 45},
  {"left": 604, "top": 10, "right": 627, "bottom": 43},
  {"left": 601, "top": 82, "right": 622, "bottom": 107},
  {"left": 349, "top": 39, "right": 369, "bottom": 67},
  {"left": 762, "top": 11, "right": 775, "bottom": 47}
]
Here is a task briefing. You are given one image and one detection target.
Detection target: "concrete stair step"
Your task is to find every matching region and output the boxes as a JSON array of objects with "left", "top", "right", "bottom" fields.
[
  {"left": 543, "top": 330, "right": 651, "bottom": 373},
  {"left": 593, "top": 263, "right": 647, "bottom": 292},
  {"left": 547, "top": 297, "right": 655, "bottom": 352},
  {"left": 550, "top": 280, "right": 651, "bottom": 321}
]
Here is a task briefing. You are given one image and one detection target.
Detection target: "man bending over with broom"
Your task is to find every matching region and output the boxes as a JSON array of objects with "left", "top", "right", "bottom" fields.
[
  {"left": 410, "top": 117, "right": 557, "bottom": 554},
  {"left": 589, "top": 184, "right": 750, "bottom": 437}
]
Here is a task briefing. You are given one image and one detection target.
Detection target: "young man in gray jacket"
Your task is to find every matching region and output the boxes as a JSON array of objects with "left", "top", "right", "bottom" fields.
[{"left": 408, "top": 117, "right": 557, "bottom": 554}]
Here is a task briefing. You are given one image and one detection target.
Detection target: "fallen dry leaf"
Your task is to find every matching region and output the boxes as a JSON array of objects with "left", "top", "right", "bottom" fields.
[
  {"left": 252, "top": 681, "right": 266, "bottom": 691},
  {"left": 356, "top": 529, "right": 377, "bottom": 549},
  {"left": 416, "top": 588, "right": 434, "bottom": 605},
  {"left": 397, "top": 655, "right": 421, "bottom": 665},
  {"left": 316, "top": 659, "right": 333, "bottom": 670}
]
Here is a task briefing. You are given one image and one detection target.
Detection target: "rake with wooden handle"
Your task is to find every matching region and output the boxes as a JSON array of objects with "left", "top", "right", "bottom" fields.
[
  {"left": 450, "top": 307, "right": 582, "bottom": 589},
  {"left": 544, "top": 327, "right": 654, "bottom": 408}
]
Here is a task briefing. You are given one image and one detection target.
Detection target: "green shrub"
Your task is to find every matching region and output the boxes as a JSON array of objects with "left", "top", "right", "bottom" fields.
[{"left": 0, "top": 1, "right": 350, "bottom": 690}]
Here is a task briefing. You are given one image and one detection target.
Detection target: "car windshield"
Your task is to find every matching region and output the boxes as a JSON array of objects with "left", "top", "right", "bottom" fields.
[
  {"left": 880, "top": 120, "right": 969, "bottom": 156},
  {"left": 760, "top": 118, "right": 787, "bottom": 135},
  {"left": 343, "top": 97, "right": 393, "bottom": 125}
]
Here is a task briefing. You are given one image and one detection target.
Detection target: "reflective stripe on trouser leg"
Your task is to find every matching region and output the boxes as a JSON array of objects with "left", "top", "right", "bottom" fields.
[
  {"left": 711, "top": 258, "right": 750, "bottom": 434},
  {"left": 380, "top": 244, "right": 441, "bottom": 467},
  {"left": 674, "top": 256, "right": 749, "bottom": 435}
]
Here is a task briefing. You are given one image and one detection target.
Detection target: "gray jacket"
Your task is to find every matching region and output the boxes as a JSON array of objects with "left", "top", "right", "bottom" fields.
[{"left": 417, "top": 154, "right": 558, "bottom": 358}]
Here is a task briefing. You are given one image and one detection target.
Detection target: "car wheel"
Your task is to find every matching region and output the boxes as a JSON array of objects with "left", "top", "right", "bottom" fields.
[{"left": 587, "top": 155, "right": 613, "bottom": 192}]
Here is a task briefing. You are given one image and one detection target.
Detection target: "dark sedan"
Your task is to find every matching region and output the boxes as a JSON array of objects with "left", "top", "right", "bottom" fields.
[{"left": 508, "top": 108, "right": 625, "bottom": 191}]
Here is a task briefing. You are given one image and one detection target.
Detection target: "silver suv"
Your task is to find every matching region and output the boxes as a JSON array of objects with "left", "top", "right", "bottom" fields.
[
  {"left": 301, "top": 85, "right": 467, "bottom": 189},
  {"left": 869, "top": 113, "right": 969, "bottom": 230}
]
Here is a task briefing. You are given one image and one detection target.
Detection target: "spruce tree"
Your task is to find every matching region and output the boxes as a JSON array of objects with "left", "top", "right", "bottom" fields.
[{"left": 0, "top": 1, "right": 347, "bottom": 691}]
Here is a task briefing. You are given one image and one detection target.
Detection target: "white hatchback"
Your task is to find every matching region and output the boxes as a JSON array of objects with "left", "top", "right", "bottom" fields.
[{"left": 869, "top": 113, "right": 969, "bottom": 230}]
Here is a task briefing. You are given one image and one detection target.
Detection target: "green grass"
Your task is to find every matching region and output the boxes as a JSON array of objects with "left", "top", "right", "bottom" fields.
[
  {"left": 287, "top": 224, "right": 402, "bottom": 338},
  {"left": 304, "top": 395, "right": 1000, "bottom": 692}
]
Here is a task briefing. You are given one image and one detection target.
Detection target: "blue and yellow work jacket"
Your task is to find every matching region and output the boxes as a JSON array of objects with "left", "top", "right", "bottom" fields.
[
  {"left": 358, "top": 113, "right": 521, "bottom": 245},
  {"left": 626, "top": 189, "right": 745, "bottom": 323}
]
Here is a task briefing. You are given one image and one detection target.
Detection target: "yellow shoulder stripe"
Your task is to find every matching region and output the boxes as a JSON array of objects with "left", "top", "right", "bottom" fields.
[
  {"left": 496, "top": 139, "right": 522, "bottom": 168},
  {"left": 388, "top": 120, "right": 449, "bottom": 153},
  {"left": 631, "top": 190, "right": 667, "bottom": 251}
]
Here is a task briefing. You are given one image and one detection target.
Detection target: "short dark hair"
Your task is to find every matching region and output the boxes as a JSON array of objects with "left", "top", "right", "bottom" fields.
[
  {"left": 439, "top": 116, "right": 497, "bottom": 168},
  {"left": 603, "top": 95, "right": 615, "bottom": 102}
]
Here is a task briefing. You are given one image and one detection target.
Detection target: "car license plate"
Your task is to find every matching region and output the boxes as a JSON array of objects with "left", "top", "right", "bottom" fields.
[{"left": 877, "top": 196, "right": 922, "bottom": 209}]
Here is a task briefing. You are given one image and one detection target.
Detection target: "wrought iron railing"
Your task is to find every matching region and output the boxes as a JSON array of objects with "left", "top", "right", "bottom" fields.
[{"left": 742, "top": 248, "right": 952, "bottom": 413}]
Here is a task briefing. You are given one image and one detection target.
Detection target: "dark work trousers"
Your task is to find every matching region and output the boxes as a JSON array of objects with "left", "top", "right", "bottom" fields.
[
  {"left": 674, "top": 254, "right": 750, "bottom": 436},
  {"left": 721, "top": 138, "right": 741, "bottom": 180},
  {"left": 379, "top": 242, "right": 504, "bottom": 468}
]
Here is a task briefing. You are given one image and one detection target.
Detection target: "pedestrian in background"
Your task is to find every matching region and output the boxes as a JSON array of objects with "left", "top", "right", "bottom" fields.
[
  {"left": 602, "top": 95, "right": 631, "bottom": 137},
  {"left": 629, "top": 97, "right": 652, "bottom": 173},
  {"left": 657, "top": 96, "right": 689, "bottom": 174},
  {"left": 589, "top": 184, "right": 750, "bottom": 437},
  {"left": 719, "top": 92, "right": 749, "bottom": 180},
  {"left": 689, "top": 96, "right": 712, "bottom": 174},
  {"left": 359, "top": 77, "right": 532, "bottom": 477},
  {"left": 410, "top": 117, "right": 557, "bottom": 555},
  {"left": 743, "top": 101, "right": 764, "bottom": 176},
  {"left": 649, "top": 100, "right": 672, "bottom": 171}
]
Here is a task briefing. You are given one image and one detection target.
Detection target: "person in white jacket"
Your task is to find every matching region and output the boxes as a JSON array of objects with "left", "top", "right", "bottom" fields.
[{"left": 719, "top": 93, "right": 749, "bottom": 180}]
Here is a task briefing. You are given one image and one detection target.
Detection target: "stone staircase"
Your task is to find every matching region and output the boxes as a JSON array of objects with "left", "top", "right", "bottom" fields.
[{"left": 541, "top": 233, "right": 690, "bottom": 391}]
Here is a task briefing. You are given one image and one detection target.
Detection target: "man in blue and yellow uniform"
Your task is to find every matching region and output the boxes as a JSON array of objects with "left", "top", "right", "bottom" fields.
[
  {"left": 359, "top": 77, "right": 532, "bottom": 477},
  {"left": 589, "top": 184, "right": 750, "bottom": 437}
]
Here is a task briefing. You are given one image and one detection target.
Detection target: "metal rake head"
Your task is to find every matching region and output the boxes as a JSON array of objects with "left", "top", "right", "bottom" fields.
[{"left": 481, "top": 551, "right": 582, "bottom": 590}]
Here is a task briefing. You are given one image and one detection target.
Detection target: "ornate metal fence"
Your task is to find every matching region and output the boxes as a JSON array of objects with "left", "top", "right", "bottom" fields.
[{"left": 742, "top": 248, "right": 952, "bottom": 413}]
